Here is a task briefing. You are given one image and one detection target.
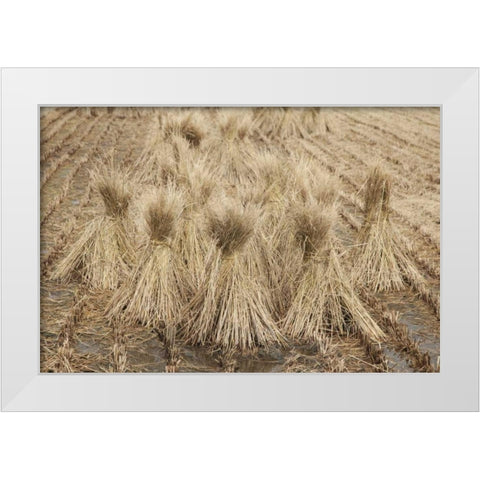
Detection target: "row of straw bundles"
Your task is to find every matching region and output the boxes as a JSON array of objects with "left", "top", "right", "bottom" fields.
[{"left": 52, "top": 165, "right": 423, "bottom": 355}]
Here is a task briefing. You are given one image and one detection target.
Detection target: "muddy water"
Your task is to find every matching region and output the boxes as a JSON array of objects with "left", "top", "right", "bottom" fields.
[
  {"left": 132, "top": 343, "right": 290, "bottom": 373},
  {"left": 382, "top": 346, "right": 412, "bottom": 372},
  {"left": 377, "top": 291, "right": 440, "bottom": 367},
  {"left": 176, "top": 338, "right": 377, "bottom": 373}
]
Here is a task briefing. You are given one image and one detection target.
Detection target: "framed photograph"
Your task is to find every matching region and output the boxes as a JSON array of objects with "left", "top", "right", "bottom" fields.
[{"left": 1, "top": 68, "right": 478, "bottom": 411}]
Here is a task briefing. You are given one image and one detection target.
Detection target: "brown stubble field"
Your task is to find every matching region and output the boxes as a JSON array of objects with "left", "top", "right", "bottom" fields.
[{"left": 40, "top": 107, "right": 440, "bottom": 373}]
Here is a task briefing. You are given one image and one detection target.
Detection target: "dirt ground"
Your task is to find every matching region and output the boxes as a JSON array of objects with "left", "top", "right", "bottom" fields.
[{"left": 40, "top": 107, "right": 440, "bottom": 373}]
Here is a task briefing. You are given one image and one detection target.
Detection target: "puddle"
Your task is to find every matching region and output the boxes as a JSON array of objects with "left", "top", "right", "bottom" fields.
[
  {"left": 376, "top": 291, "right": 440, "bottom": 366},
  {"left": 127, "top": 336, "right": 168, "bottom": 372},
  {"left": 382, "top": 346, "right": 412, "bottom": 372}
]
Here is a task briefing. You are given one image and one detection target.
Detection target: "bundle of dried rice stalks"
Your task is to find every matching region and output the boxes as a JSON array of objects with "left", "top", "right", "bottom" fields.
[
  {"left": 181, "top": 199, "right": 284, "bottom": 352},
  {"left": 134, "top": 142, "right": 177, "bottom": 186},
  {"left": 283, "top": 204, "right": 384, "bottom": 343},
  {"left": 178, "top": 158, "right": 217, "bottom": 208},
  {"left": 217, "top": 109, "right": 253, "bottom": 142},
  {"left": 253, "top": 150, "right": 286, "bottom": 183},
  {"left": 352, "top": 166, "right": 421, "bottom": 292},
  {"left": 262, "top": 213, "right": 302, "bottom": 321},
  {"left": 107, "top": 187, "right": 185, "bottom": 327},
  {"left": 204, "top": 139, "right": 260, "bottom": 186},
  {"left": 176, "top": 163, "right": 217, "bottom": 296},
  {"left": 297, "top": 108, "right": 326, "bottom": 138},
  {"left": 51, "top": 168, "right": 135, "bottom": 289},
  {"left": 106, "top": 187, "right": 185, "bottom": 369},
  {"left": 252, "top": 107, "right": 290, "bottom": 139},
  {"left": 290, "top": 155, "right": 338, "bottom": 207},
  {"left": 246, "top": 151, "right": 291, "bottom": 207},
  {"left": 242, "top": 156, "right": 336, "bottom": 322},
  {"left": 134, "top": 124, "right": 205, "bottom": 188},
  {"left": 162, "top": 112, "right": 204, "bottom": 148}
]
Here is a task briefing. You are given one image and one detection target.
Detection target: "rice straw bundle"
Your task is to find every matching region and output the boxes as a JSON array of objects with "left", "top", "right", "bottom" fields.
[
  {"left": 178, "top": 157, "right": 217, "bottom": 207},
  {"left": 283, "top": 204, "right": 384, "bottom": 343},
  {"left": 260, "top": 162, "right": 338, "bottom": 315},
  {"left": 107, "top": 186, "right": 185, "bottom": 330},
  {"left": 352, "top": 166, "right": 419, "bottom": 292},
  {"left": 217, "top": 109, "right": 253, "bottom": 142},
  {"left": 245, "top": 151, "right": 291, "bottom": 207},
  {"left": 134, "top": 131, "right": 194, "bottom": 188},
  {"left": 163, "top": 112, "right": 204, "bottom": 148},
  {"left": 242, "top": 158, "right": 301, "bottom": 320},
  {"left": 182, "top": 200, "right": 284, "bottom": 352},
  {"left": 290, "top": 156, "right": 338, "bottom": 207},
  {"left": 262, "top": 211, "right": 302, "bottom": 321},
  {"left": 106, "top": 186, "right": 186, "bottom": 370},
  {"left": 176, "top": 163, "right": 217, "bottom": 296},
  {"left": 243, "top": 156, "right": 333, "bottom": 323},
  {"left": 205, "top": 139, "right": 259, "bottom": 186},
  {"left": 140, "top": 127, "right": 207, "bottom": 188},
  {"left": 252, "top": 107, "right": 287, "bottom": 139},
  {"left": 231, "top": 158, "right": 288, "bottom": 218},
  {"left": 51, "top": 168, "right": 135, "bottom": 289},
  {"left": 299, "top": 108, "right": 328, "bottom": 137},
  {"left": 134, "top": 142, "right": 177, "bottom": 186}
]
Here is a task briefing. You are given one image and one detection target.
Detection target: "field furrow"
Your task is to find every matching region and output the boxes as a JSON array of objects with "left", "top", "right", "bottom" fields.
[{"left": 338, "top": 110, "right": 440, "bottom": 162}]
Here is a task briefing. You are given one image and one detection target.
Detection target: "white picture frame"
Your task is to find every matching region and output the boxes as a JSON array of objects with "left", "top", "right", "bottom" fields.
[{"left": 1, "top": 68, "right": 478, "bottom": 411}]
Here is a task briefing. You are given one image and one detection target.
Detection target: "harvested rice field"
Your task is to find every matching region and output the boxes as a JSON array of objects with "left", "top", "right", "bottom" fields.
[{"left": 40, "top": 106, "right": 440, "bottom": 373}]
